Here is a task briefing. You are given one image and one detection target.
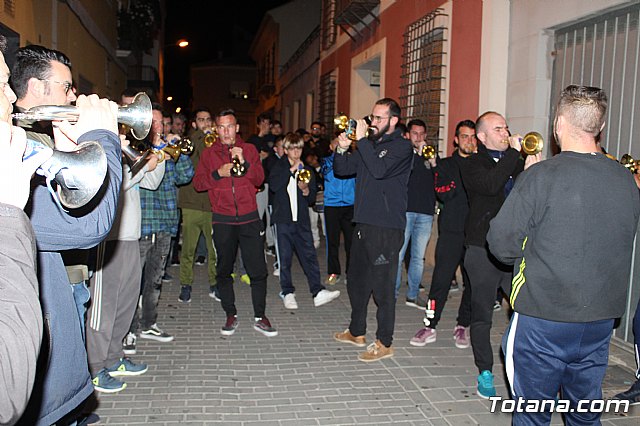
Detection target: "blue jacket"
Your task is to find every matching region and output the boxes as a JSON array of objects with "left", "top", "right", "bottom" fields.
[
  {"left": 24, "top": 129, "right": 122, "bottom": 426},
  {"left": 321, "top": 153, "right": 355, "bottom": 207},
  {"left": 334, "top": 129, "right": 413, "bottom": 230}
]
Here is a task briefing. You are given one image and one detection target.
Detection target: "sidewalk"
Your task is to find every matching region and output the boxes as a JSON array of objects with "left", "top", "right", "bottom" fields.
[{"left": 93, "top": 246, "right": 639, "bottom": 425}]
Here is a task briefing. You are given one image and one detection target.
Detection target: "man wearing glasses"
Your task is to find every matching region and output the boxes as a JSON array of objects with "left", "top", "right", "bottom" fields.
[
  {"left": 332, "top": 98, "right": 413, "bottom": 362},
  {"left": 12, "top": 45, "right": 76, "bottom": 149},
  {"left": 10, "top": 45, "right": 124, "bottom": 425}
]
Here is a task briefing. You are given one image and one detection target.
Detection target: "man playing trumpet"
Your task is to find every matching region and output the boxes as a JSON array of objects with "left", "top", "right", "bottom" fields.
[
  {"left": 11, "top": 44, "right": 123, "bottom": 425},
  {"left": 194, "top": 109, "right": 277, "bottom": 337},
  {"left": 458, "top": 111, "right": 526, "bottom": 399}
]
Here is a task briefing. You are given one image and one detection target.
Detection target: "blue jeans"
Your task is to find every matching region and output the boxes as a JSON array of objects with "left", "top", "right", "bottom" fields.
[{"left": 395, "top": 212, "right": 433, "bottom": 299}]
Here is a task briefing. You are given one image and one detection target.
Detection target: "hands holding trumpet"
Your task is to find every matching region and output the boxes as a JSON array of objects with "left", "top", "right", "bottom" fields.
[
  {"left": 501, "top": 133, "right": 543, "bottom": 170},
  {"left": 218, "top": 146, "right": 246, "bottom": 178},
  {"left": 289, "top": 160, "right": 310, "bottom": 196},
  {"left": 51, "top": 94, "right": 119, "bottom": 152}
]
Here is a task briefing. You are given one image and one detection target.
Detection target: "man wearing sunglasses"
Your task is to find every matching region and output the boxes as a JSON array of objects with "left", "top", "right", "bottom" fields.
[{"left": 332, "top": 98, "right": 413, "bottom": 362}]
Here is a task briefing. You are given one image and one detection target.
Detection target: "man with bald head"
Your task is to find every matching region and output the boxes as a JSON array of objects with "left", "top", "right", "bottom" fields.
[
  {"left": 459, "top": 111, "right": 525, "bottom": 398},
  {"left": 488, "top": 86, "right": 639, "bottom": 424}
]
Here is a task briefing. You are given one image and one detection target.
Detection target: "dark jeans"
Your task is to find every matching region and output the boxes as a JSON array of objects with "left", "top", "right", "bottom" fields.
[
  {"left": 213, "top": 220, "right": 268, "bottom": 318},
  {"left": 347, "top": 223, "right": 403, "bottom": 347},
  {"left": 275, "top": 221, "right": 324, "bottom": 297},
  {"left": 427, "top": 230, "right": 471, "bottom": 328},
  {"left": 323, "top": 205, "right": 354, "bottom": 276},
  {"left": 130, "top": 232, "right": 172, "bottom": 331},
  {"left": 464, "top": 244, "right": 512, "bottom": 373}
]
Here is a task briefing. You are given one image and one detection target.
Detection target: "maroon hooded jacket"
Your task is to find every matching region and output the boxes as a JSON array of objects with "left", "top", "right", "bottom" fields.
[{"left": 193, "top": 135, "right": 264, "bottom": 224}]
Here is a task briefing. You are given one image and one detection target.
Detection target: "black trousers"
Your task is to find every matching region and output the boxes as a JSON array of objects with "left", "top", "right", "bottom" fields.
[
  {"left": 347, "top": 223, "right": 403, "bottom": 347},
  {"left": 213, "top": 220, "right": 268, "bottom": 318},
  {"left": 427, "top": 230, "right": 471, "bottom": 328},
  {"left": 323, "top": 205, "right": 354, "bottom": 276},
  {"left": 464, "top": 244, "right": 512, "bottom": 373}
]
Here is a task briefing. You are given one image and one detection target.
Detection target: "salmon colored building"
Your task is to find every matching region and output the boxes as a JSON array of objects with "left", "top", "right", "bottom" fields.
[{"left": 318, "top": 0, "right": 482, "bottom": 156}]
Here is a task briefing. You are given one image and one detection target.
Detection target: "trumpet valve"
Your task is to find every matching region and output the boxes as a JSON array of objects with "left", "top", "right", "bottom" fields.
[{"left": 230, "top": 157, "right": 247, "bottom": 177}]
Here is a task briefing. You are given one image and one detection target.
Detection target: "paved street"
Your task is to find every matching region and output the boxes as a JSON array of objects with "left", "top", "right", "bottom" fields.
[{"left": 93, "top": 244, "right": 640, "bottom": 425}]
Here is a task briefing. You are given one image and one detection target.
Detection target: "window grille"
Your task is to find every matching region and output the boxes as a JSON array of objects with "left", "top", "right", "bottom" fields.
[
  {"left": 550, "top": 3, "right": 640, "bottom": 345},
  {"left": 399, "top": 9, "right": 448, "bottom": 147},
  {"left": 318, "top": 72, "right": 337, "bottom": 131},
  {"left": 4, "top": 0, "right": 15, "bottom": 17},
  {"left": 322, "top": 0, "right": 337, "bottom": 50}
]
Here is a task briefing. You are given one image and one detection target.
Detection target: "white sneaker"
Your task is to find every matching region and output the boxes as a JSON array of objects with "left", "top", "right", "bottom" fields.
[
  {"left": 273, "top": 268, "right": 280, "bottom": 277},
  {"left": 314, "top": 289, "right": 340, "bottom": 307},
  {"left": 283, "top": 293, "right": 298, "bottom": 309}
]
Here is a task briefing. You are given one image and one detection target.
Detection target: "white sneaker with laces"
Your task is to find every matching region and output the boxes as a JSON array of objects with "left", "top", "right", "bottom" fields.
[
  {"left": 283, "top": 293, "right": 298, "bottom": 309},
  {"left": 314, "top": 289, "right": 341, "bottom": 307}
]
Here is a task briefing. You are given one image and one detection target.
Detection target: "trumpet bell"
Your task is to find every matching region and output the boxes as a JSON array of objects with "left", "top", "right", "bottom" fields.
[
  {"left": 297, "top": 168, "right": 311, "bottom": 184},
  {"left": 36, "top": 141, "right": 108, "bottom": 209},
  {"left": 204, "top": 129, "right": 217, "bottom": 147},
  {"left": 620, "top": 154, "right": 640, "bottom": 174},
  {"left": 119, "top": 92, "right": 152, "bottom": 140},
  {"left": 521, "top": 132, "right": 544, "bottom": 156},
  {"left": 420, "top": 145, "right": 436, "bottom": 159}
]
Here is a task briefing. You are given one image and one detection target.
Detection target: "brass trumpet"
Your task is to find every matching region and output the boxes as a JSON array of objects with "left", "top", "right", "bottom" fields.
[
  {"left": 419, "top": 144, "right": 437, "bottom": 159},
  {"left": 169, "top": 136, "right": 194, "bottom": 155},
  {"left": 297, "top": 168, "right": 311, "bottom": 184},
  {"left": 521, "top": 132, "right": 544, "bottom": 156},
  {"left": 230, "top": 156, "right": 247, "bottom": 177},
  {"left": 154, "top": 144, "right": 181, "bottom": 163},
  {"left": 620, "top": 154, "right": 640, "bottom": 174},
  {"left": 334, "top": 114, "right": 375, "bottom": 141},
  {"left": 14, "top": 92, "right": 153, "bottom": 140},
  {"left": 204, "top": 128, "right": 217, "bottom": 147}
]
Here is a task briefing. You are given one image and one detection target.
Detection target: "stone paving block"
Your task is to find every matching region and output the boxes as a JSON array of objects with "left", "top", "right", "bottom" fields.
[
  {"left": 468, "top": 411, "right": 512, "bottom": 425},
  {"left": 93, "top": 248, "right": 639, "bottom": 425},
  {"left": 433, "top": 400, "right": 490, "bottom": 416},
  {"left": 442, "top": 414, "right": 485, "bottom": 425}
]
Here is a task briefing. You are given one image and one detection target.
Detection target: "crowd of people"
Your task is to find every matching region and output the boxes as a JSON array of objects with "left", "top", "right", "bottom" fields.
[{"left": 1, "top": 33, "right": 640, "bottom": 426}]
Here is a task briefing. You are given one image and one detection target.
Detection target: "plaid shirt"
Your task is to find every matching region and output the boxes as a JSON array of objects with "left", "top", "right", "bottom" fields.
[{"left": 140, "top": 154, "right": 194, "bottom": 236}]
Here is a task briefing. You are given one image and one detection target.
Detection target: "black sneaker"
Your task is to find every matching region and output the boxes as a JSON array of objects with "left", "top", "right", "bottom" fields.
[
  {"left": 613, "top": 378, "right": 640, "bottom": 405},
  {"left": 140, "top": 323, "right": 174, "bottom": 342},
  {"left": 179, "top": 285, "right": 192, "bottom": 303},
  {"left": 405, "top": 296, "right": 427, "bottom": 310},
  {"left": 195, "top": 256, "right": 205, "bottom": 265},
  {"left": 122, "top": 332, "right": 136, "bottom": 355},
  {"left": 221, "top": 315, "right": 238, "bottom": 336},
  {"left": 161, "top": 272, "right": 173, "bottom": 283},
  {"left": 254, "top": 316, "right": 278, "bottom": 337},
  {"left": 449, "top": 279, "right": 459, "bottom": 292}
]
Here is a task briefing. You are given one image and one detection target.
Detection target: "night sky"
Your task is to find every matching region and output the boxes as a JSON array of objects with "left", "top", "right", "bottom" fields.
[{"left": 163, "top": 0, "right": 290, "bottom": 111}]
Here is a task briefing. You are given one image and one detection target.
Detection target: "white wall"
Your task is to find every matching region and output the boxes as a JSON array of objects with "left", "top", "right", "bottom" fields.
[{"left": 506, "top": 0, "right": 634, "bottom": 148}]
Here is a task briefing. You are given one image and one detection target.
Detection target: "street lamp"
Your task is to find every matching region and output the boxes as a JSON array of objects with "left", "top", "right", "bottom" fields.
[{"left": 177, "top": 39, "right": 189, "bottom": 48}]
